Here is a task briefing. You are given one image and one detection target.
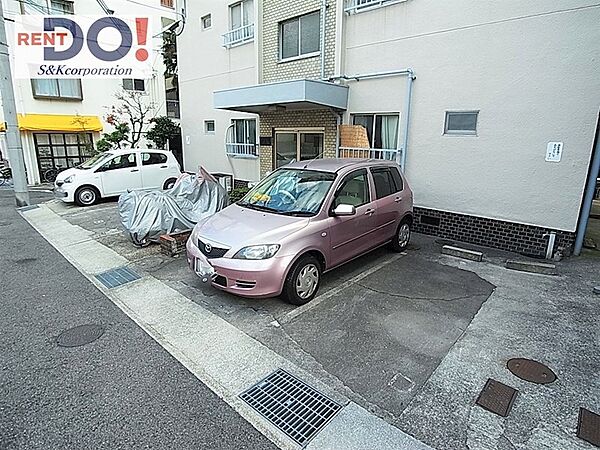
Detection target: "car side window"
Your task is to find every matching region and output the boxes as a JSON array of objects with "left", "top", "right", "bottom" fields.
[
  {"left": 100, "top": 153, "right": 137, "bottom": 171},
  {"left": 390, "top": 166, "right": 404, "bottom": 191},
  {"left": 371, "top": 167, "right": 398, "bottom": 199},
  {"left": 332, "top": 169, "right": 370, "bottom": 209},
  {"left": 142, "top": 152, "right": 167, "bottom": 166}
]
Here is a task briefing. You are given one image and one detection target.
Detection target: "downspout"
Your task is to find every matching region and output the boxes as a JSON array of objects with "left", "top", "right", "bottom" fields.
[
  {"left": 335, "top": 112, "right": 341, "bottom": 157},
  {"left": 574, "top": 118, "right": 600, "bottom": 255},
  {"left": 320, "top": 0, "right": 327, "bottom": 80},
  {"left": 329, "top": 69, "right": 416, "bottom": 170}
]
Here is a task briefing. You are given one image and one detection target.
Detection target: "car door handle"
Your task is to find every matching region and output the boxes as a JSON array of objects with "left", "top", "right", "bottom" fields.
[
  {"left": 395, "top": 196, "right": 402, "bottom": 202},
  {"left": 365, "top": 208, "right": 375, "bottom": 216},
  {"left": 160, "top": 165, "right": 168, "bottom": 168},
  {"left": 130, "top": 169, "right": 139, "bottom": 172}
]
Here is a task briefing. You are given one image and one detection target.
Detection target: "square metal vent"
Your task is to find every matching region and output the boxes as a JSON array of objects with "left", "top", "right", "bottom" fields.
[
  {"left": 95, "top": 266, "right": 141, "bottom": 289},
  {"left": 240, "top": 369, "right": 342, "bottom": 447},
  {"left": 476, "top": 378, "right": 518, "bottom": 417}
]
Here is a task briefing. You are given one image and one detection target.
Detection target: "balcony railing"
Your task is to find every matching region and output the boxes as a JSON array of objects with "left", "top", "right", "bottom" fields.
[
  {"left": 344, "top": 0, "right": 407, "bottom": 13},
  {"left": 338, "top": 146, "right": 400, "bottom": 162},
  {"left": 166, "top": 100, "right": 180, "bottom": 119},
  {"left": 225, "top": 143, "right": 258, "bottom": 158},
  {"left": 222, "top": 23, "right": 254, "bottom": 48}
]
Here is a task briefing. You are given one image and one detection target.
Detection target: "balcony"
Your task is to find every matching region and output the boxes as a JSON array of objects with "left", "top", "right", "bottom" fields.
[
  {"left": 160, "top": 0, "right": 175, "bottom": 9},
  {"left": 225, "top": 143, "right": 258, "bottom": 158},
  {"left": 166, "top": 100, "right": 180, "bottom": 119},
  {"left": 344, "top": 0, "right": 407, "bottom": 14},
  {"left": 338, "top": 147, "right": 401, "bottom": 162},
  {"left": 222, "top": 23, "right": 254, "bottom": 48}
]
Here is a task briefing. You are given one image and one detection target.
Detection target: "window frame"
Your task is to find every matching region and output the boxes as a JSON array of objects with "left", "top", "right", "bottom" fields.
[
  {"left": 122, "top": 78, "right": 146, "bottom": 92},
  {"left": 351, "top": 113, "right": 400, "bottom": 149},
  {"left": 278, "top": 11, "right": 321, "bottom": 62},
  {"left": 204, "top": 120, "right": 216, "bottom": 135},
  {"left": 369, "top": 167, "right": 398, "bottom": 199},
  {"left": 98, "top": 153, "right": 138, "bottom": 172},
  {"left": 33, "top": 132, "right": 93, "bottom": 175},
  {"left": 444, "top": 110, "right": 479, "bottom": 136},
  {"left": 201, "top": 14, "right": 212, "bottom": 30},
  {"left": 31, "top": 79, "right": 83, "bottom": 101},
  {"left": 331, "top": 168, "right": 371, "bottom": 211},
  {"left": 229, "top": 0, "right": 253, "bottom": 31},
  {"left": 141, "top": 152, "right": 168, "bottom": 166}
]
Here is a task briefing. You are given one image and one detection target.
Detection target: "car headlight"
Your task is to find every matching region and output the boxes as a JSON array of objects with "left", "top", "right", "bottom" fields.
[
  {"left": 63, "top": 175, "right": 75, "bottom": 183},
  {"left": 233, "top": 244, "right": 280, "bottom": 260}
]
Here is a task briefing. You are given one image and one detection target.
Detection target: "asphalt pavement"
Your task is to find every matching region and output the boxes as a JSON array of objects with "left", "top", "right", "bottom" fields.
[{"left": 0, "top": 190, "right": 277, "bottom": 450}]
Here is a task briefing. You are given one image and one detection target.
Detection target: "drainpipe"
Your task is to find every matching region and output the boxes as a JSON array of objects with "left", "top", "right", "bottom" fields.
[
  {"left": 335, "top": 113, "right": 341, "bottom": 157},
  {"left": 329, "top": 69, "right": 416, "bottom": 170},
  {"left": 574, "top": 121, "right": 600, "bottom": 255},
  {"left": 320, "top": 0, "right": 327, "bottom": 80}
]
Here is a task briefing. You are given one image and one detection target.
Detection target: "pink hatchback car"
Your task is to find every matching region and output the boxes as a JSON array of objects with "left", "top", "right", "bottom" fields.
[{"left": 186, "top": 159, "right": 413, "bottom": 305}]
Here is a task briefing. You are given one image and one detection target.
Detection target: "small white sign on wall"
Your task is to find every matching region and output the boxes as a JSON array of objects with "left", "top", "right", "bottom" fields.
[{"left": 546, "top": 142, "right": 563, "bottom": 162}]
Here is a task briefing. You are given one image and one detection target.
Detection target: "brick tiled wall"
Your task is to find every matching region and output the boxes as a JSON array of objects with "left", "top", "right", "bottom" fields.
[
  {"left": 413, "top": 207, "right": 576, "bottom": 257},
  {"left": 262, "top": 0, "right": 336, "bottom": 82},
  {"left": 259, "top": 109, "right": 338, "bottom": 176}
]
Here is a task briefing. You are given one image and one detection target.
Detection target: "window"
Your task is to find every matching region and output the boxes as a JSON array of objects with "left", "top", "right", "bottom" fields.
[
  {"left": 123, "top": 79, "right": 145, "bottom": 91},
  {"left": 344, "top": 0, "right": 404, "bottom": 14},
  {"left": 50, "top": 0, "right": 74, "bottom": 14},
  {"left": 444, "top": 111, "right": 478, "bottom": 135},
  {"left": 279, "top": 11, "right": 320, "bottom": 60},
  {"left": 371, "top": 167, "right": 401, "bottom": 199},
  {"left": 31, "top": 79, "right": 82, "bottom": 100},
  {"left": 141, "top": 152, "right": 168, "bottom": 166},
  {"left": 201, "top": 14, "right": 212, "bottom": 30},
  {"left": 160, "top": 0, "right": 175, "bottom": 9},
  {"left": 275, "top": 130, "right": 324, "bottom": 168},
  {"left": 232, "top": 119, "right": 256, "bottom": 145},
  {"left": 230, "top": 0, "right": 253, "bottom": 30},
  {"left": 352, "top": 114, "right": 399, "bottom": 149},
  {"left": 99, "top": 153, "right": 137, "bottom": 171},
  {"left": 204, "top": 120, "right": 215, "bottom": 134},
  {"left": 333, "top": 169, "right": 370, "bottom": 208},
  {"left": 34, "top": 132, "right": 93, "bottom": 175},
  {"left": 389, "top": 166, "right": 404, "bottom": 191}
]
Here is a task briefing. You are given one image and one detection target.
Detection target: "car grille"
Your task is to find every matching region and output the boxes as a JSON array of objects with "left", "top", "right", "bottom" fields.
[
  {"left": 198, "top": 238, "right": 228, "bottom": 259},
  {"left": 235, "top": 280, "right": 256, "bottom": 289},
  {"left": 213, "top": 275, "right": 228, "bottom": 287}
]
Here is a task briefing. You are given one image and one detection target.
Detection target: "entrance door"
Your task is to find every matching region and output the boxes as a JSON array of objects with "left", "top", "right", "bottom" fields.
[{"left": 275, "top": 129, "right": 324, "bottom": 168}]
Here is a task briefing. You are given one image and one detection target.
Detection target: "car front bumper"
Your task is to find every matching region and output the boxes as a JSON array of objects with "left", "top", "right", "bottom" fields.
[
  {"left": 54, "top": 183, "right": 75, "bottom": 202},
  {"left": 186, "top": 238, "right": 294, "bottom": 298}
]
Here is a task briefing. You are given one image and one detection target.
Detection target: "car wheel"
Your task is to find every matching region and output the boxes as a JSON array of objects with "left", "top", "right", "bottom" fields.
[
  {"left": 391, "top": 220, "right": 411, "bottom": 252},
  {"left": 75, "top": 186, "right": 98, "bottom": 207},
  {"left": 163, "top": 178, "right": 177, "bottom": 190},
  {"left": 281, "top": 255, "right": 322, "bottom": 306}
]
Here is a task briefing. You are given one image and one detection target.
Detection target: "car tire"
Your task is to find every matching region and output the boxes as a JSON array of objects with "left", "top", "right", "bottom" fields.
[
  {"left": 75, "top": 186, "right": 99, "bottom": 207},
  {"left": 281, "top": 255, "right": 322, "bottom": 306},
  {"left": 390, "top": 219, "right": 411, "bottom": 252},
  {"left": 163, "top": 178, "right": 177, "bottom": 190}
]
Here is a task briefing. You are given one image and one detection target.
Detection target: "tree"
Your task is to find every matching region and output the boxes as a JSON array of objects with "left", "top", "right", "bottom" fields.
[
  {"left": 161, "top": 28, "right": 177, "bottom": 83},
  {"left": 95, "top": 123, "right": 130, "bottom": 152},
  {"left": 105, "top": 90, "right": 155, "bottom": 148},
  {"left": 146, "top": 116, "right": 180, "bottom": 150}
]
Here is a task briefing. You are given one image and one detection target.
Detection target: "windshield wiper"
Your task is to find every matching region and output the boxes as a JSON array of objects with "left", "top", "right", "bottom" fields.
[{"left": 238, "top": 202, "right": 279, "bottom": 213}]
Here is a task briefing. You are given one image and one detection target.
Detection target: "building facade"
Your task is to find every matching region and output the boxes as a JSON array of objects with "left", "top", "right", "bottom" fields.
[
  {"left": 0, "top": 0, "right": 178, "bottom": 184},
  {"left": 180, "top": 0, "right": 600, "bottom": 257}
]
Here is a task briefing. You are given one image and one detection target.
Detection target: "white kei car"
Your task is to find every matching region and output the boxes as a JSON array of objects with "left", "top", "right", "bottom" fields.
[{"left": 54, "top": 148, "right": 182, "bottom": 206}]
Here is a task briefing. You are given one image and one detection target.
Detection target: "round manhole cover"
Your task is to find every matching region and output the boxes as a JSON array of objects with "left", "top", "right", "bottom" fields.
[
  {"left": 507, "top": 358, "right": 557, "bottom": 384},
  {"left": 57, "top": 324, "right": 104, "bottom": 348}
]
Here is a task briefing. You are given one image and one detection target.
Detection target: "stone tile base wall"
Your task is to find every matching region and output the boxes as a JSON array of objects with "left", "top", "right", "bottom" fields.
[
  {"left": 259, "top": 109, "right": 338, "bottom": 177},
  {"left": 413, "top": 207, "right": 576, "bottom": 258}
]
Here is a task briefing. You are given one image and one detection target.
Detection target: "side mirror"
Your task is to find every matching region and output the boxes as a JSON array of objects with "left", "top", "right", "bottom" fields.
[{"left": 332, "top": 204, "right": 356, "bottom": 216}]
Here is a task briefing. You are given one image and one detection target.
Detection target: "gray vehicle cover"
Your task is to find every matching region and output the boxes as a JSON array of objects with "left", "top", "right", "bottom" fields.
[{"left": 118, "top": 167, "right": 229, "bottom": 246}]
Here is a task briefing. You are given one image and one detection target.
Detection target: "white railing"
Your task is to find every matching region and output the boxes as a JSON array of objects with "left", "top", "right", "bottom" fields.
[
  {"left": 344, "top": 0, "right": 407, "bottom": 13},
  {"left": 339, "top": 147, "right": 400, "bottom": 162},
  {"left": 222, "top": 23, "right": 254, "bottom": 48},
  {"left": 225, "top": 143, "right": 258, "bottom": 158}
]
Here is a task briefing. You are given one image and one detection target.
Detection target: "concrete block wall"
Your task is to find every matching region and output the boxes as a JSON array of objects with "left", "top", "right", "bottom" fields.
[
  {"left": 259, "top": 109, "right": 338, "bottom": 176},
  {"left": 262, "top": 0, "right": 336, "bottom": 82}
]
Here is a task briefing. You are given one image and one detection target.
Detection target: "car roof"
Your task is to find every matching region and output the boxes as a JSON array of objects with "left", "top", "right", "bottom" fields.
[
  {"left": 284, "top": 158, "right": 399, "bottom": 173},
  {"left": 107, "top": 148, "right": 169, "bottom": 155}
]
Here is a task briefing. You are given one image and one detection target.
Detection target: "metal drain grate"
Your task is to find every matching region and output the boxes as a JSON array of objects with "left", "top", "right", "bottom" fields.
[
  {"left": 95, "top": 266, "right": 140, "bottom": 288},
  {"left": 476, "top": 378, "right": 518, "bottom": 417},
  {"left": 240, "top": 369, "right": 342, "bottom": 447},
  {"left": 57, "top": 324, "right": 104, "bottom": 347},
  {"left": 577, "top": 408, "right": 600, "bottom": 447}
]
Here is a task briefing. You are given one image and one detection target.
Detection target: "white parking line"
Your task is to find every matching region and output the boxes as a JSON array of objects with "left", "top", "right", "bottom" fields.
[{"left": 278, "top": 252, "right": 407, "bottom": 325}]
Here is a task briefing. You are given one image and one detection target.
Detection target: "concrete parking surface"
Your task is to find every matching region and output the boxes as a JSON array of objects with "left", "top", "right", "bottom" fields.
[{"left": 20, "top": 198, "right": 600, "bottom": 449}]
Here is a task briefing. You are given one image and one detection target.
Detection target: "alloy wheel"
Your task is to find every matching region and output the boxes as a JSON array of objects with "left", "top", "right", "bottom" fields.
[
  {"left": 398, "top": 223, "right": 411, "bottom": 248},
  {"left": 295, "top": 263, "right": 319, "bottom": 299}
]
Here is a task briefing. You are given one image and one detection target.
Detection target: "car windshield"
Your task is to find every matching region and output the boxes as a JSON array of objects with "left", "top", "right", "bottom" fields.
[
  {"left": 77, "top": 152, "right": 113, "bottom": 170},
  {"left": 238, "top": 169, "right": 336, "bottom": 216}
]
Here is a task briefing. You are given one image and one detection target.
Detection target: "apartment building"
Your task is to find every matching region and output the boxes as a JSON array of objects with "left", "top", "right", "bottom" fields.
[
  {"left": 0, "top": 0, "right": 179, "bottom": 184},
  {"left": 181, "top": 0, "right": 600, "bottom": 257}
]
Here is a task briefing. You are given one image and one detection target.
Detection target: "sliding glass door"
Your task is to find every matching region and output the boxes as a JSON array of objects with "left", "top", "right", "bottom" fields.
[{"left": 275, "top": 129, "right": 324, "bottom": 168}]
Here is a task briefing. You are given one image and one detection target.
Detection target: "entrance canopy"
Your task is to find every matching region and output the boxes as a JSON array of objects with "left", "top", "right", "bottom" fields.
[{"left": 214, "top": 79, "right": 349, "bottom": 114}]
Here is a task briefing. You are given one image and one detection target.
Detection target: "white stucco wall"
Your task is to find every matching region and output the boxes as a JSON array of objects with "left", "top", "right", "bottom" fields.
[
  {"left": 0, "top": 0, "right": 176, "bottom": 183},
  {"left": 176, "top": 0, "right": 259, "bottom": 182},
  {"left": 342, "top": 0, "right": 600, "bottom": 232}
]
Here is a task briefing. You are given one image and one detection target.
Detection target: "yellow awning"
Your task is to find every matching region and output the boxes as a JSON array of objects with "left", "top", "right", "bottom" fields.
[{"left": 16, "top": 114, "right": 103, "bottom": 132}]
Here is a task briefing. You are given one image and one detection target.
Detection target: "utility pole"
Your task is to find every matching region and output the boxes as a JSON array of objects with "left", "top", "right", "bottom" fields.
[{"left": 0, "top": 1, "right": 29, "bottom": 206}]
